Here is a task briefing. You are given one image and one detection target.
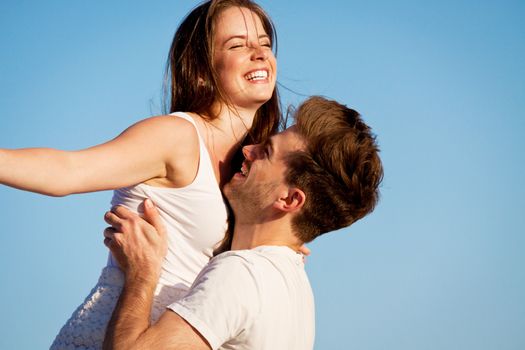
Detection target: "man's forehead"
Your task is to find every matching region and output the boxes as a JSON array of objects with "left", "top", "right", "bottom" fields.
[{"left": 272, "top": 125, "right": 306, "bottom": 154}]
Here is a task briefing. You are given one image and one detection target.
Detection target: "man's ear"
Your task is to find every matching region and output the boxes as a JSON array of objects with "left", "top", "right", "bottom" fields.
[{"left": 273, "top": 187, "right": 306, "bottom": 213}]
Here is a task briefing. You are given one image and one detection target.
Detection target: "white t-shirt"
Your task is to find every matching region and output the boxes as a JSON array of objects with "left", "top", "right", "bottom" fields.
[{"left": 169, "top": 245, "right": 315, "bottom": 350}]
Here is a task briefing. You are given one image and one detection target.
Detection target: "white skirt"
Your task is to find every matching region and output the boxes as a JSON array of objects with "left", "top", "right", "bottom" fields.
[{"left": 50, "top": 267, "right": 188, "bottom": 350}]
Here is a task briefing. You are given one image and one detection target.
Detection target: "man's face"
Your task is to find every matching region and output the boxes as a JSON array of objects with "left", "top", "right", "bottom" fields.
[{"left": 224, "top": 126, "right": 306, "bottom": 217}]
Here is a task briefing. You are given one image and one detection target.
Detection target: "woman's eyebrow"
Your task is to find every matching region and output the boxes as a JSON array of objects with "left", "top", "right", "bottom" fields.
[{"left": 222, "top": 34, "right": 270, "bottom": 45}]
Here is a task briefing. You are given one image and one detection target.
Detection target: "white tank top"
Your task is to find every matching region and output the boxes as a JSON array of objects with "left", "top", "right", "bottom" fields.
[{"left": 107, "top": 112, "right": 228, "bottom": 289}]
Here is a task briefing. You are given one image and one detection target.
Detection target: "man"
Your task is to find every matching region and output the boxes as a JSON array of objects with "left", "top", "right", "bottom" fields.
[{"left": 102, "top": 96, "right": 383, "bottom": 349}]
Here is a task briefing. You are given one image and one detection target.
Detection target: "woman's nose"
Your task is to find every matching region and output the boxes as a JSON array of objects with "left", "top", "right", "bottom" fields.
[{"left": 250, "top": 44, "right": 269, "bottom": 61}]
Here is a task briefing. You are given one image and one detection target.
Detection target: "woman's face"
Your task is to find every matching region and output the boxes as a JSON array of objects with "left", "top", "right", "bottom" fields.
[{"left": 212, "top": 6, "right": 277, "bottom": 111}]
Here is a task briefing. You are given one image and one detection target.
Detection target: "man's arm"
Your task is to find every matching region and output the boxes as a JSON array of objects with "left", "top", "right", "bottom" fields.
[{"left": 102, "top": 200, "right": 210, "bottom": 350}]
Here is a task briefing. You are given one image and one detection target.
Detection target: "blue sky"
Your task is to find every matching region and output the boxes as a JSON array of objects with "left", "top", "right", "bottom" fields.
[{"left": 1, "top": 0, "right": 524, "bottom": 349}]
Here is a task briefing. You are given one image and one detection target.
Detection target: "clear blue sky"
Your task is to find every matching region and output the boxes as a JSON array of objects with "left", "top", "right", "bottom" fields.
[{"left": 1, "top": 1, "right": 524, "bottom": 349}]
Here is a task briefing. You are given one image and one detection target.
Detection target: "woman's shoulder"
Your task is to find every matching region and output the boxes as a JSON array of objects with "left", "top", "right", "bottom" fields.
[
  {"left": 139, "top": 112, "right": 196, "bottom": 128},
  {"left": 133, "top": 114, "right": 201, "bottom": 187},
  {"left": 120, "top": 114, "right": 200, "bottom": 159},
  {"left": 126, "top": 114, "right": 198, "bottom": 143}
]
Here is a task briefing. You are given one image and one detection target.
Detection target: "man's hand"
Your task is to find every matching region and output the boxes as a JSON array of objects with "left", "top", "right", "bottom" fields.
[{"left": 103, "top": 199, "right": 167, "bottom": 282}]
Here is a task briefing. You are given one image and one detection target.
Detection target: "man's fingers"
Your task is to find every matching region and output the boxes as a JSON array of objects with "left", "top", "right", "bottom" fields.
[
  {"left": 103, "top": 227, "right": 125, "bottom": 246},
  {"left": 104, "top": 201, "right": 166, "bottom": 258},
  {"left": 103, "top": 227, "right": 117, "bottom": 250},
  {"left": 111, "top": 205, "right": 136, "bottom": 219},
  {"left": 103, "top": 227, "right": 121, "bottom": 244},
  {"left": 104, "top": 210, "right": 123, "bottom": 229},
  {"left": 104, "top": 206, "right": 140, "bottom": 231},
  {"left": 142, "top": 199, "right": 165, "bottom": 237},
  {"left": 103, "top": 236, "right": 114, "bottom": 249},
  {"left": 103, "top": 227, "right": 125, "bottom": 257},
  {"left": 103, "top": 226, "right": 117, "bottom": 239}
]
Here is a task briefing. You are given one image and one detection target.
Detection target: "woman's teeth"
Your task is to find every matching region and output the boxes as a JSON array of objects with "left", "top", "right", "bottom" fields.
[{"left": 245, "top": 70, "right": 268, "bottom": 81}]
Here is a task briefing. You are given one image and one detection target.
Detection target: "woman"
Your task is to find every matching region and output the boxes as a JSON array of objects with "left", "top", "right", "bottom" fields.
[{"left": 0, "top": 1, "right": 280, "bottom": 348}]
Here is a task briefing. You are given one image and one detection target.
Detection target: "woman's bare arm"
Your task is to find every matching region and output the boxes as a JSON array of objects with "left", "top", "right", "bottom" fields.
[{"left": 0, "top": 115, "right": 199, "bottom": 196}]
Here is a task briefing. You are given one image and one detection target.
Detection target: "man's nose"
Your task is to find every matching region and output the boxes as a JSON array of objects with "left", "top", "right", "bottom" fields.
[
  {"left": 242, "top": 145, "right": 253, "bottom": 160},
  {"left": 242, "top": 144, "right": 261, "bottom": 160}
]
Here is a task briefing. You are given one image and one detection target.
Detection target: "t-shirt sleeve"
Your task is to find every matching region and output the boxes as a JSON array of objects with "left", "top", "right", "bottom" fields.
[{"left": 168, "top": 254, "right": 261, "bottom": 350}]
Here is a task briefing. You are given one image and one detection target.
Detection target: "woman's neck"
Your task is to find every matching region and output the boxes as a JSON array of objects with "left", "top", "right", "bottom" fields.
[
  {"left": 197, "top": 103, "right": 259, "bottom": 187},
  {"left": 209, "top": 102, "right": 258, "bottom": 138}
]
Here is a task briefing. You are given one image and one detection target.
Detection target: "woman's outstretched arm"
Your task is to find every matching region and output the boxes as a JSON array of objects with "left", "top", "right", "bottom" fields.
[{"left": 0, "top": 115, "right": 199, "bottom": 196}]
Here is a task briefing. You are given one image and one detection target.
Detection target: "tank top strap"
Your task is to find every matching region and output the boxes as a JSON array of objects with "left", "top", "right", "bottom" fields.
[
  {"left": 170, "top": 111, "right": 199, "bottom": 136},
  {"left": 169, "top": 112, "right": 218, "bottom": 187}
]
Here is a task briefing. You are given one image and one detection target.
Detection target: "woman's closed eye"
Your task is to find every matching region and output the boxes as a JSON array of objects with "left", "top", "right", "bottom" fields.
[
  {"left": 260, "top": 40, "right": 271, "bottom": 48},
  {"left": 229, "top": 42, "right": 245, "bottom": 49}
]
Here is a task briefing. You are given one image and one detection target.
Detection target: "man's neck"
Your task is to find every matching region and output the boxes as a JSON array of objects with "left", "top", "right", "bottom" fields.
[{"left": 230, "top": 220, "right": 302, "bottom": 252}]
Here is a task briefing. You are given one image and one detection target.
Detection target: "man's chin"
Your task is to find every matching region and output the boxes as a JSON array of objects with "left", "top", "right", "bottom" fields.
[{"left": 222, "top": 182, "right": 238, "bottom": 203}]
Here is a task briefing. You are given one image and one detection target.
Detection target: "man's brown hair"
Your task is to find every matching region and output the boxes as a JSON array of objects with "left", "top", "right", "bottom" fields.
[{"left": 286, "top": 96, "right": 383, "bottom": 242}]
